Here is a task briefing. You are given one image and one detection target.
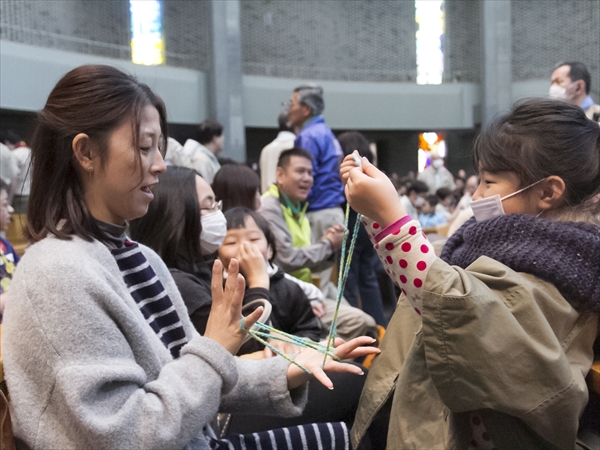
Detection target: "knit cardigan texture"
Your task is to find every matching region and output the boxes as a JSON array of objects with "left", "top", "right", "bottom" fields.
[
  {"left": 441, "top": 215, "right": 600, "bottom": 313},
  {"left": 2, "top": 235, "right": 306, "bottom": 449}
]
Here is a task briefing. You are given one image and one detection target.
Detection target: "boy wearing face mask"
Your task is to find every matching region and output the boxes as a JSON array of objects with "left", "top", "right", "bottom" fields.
[
  {"left": 417, "top": 153, "right": 457, "bottom": 195},
  {"left": 399, "top": 180, "right": 429, "bottom": 220}
]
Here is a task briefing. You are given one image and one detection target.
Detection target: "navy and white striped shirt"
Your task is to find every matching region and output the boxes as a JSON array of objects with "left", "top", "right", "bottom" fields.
[{"left": 112, "top": 242, "right": 188, "bottom": 359}]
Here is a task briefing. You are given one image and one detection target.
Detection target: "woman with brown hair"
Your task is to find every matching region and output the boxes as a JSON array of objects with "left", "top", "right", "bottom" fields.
[
  {"left": 1, "top": 65, "right": 377, "bottom": 449},
  {"left": 212, "top": 162, "right": 262, "bottom": 212}
]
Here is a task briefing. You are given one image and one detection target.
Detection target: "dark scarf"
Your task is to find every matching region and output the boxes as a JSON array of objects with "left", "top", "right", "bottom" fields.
[{"left": 440, "top": 215, "right": 600, "bottom": 313}]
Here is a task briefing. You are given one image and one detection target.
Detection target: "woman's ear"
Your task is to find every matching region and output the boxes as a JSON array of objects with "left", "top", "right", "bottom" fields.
[
  {"left": 71, "top": 133, "right": 96, "bottom": 172},
  {"left": 537, "top": 176, "right": 566, "bottom": 211}
]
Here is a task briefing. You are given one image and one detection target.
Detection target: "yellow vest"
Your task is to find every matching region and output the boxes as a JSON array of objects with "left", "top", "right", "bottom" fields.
[{"left": 265, "top": 184, "right": 312, "bottom": 283}]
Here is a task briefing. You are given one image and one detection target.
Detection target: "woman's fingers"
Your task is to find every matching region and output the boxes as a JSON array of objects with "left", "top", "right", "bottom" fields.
[
  {"left": 309, "top": 366, "right": 334, "bottom": 390},
  {"left": 211, "top": 259, "right": 223, "bottom": 295},
  {"left": 224, "top": 259, "right": 241, "bottom": 296},
  {"left": 333, "top": 336, "right": 380, "bottom": 359},
  {"left": 241, "top": 305, "right": 264, "bottom": 330}
]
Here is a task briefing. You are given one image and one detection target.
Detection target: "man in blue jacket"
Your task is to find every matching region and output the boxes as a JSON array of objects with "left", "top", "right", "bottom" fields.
[
  {"left": 286, "top": 85, "right": 344, "bottom": 234},
  {"left": 286, "top": 85, "right": 345, "bottom": 297}
]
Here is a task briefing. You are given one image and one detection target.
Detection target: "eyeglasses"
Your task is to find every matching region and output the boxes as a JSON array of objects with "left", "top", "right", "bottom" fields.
[
  {"left": 200, "top": 200, "right": 222, "bottom": 215},
  {"left": 281, "top": 100, "right": 291, "bottom": 108}
]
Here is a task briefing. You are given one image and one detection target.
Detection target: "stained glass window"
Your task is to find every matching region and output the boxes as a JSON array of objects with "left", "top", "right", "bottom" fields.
[
  {"left": 130, "top": 0, "right": 165, "bottom": 65},
  {"left": 415, "top": 0, "right": 444, "bottom": 85}
]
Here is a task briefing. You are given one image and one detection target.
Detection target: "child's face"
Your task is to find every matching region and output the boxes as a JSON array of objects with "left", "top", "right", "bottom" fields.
[
  {"left": 0, "top": 189, "right": 13, "bottom": 232},
  {"left": 218, "top": 216, "right": 270, "bottom": 270},
  {"left": 473, "top": 171, "right": 539, "bottom": 215},
  {"left": 421, "top": 200, "right": 435, "bottom": 215},
  {"left": 85, "top": 105, "right": 166, "bottom": 225}
]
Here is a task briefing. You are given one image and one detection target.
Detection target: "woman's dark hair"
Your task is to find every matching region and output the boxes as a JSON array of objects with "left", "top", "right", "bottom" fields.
[
  {"left": 337, "top": 131, "right": 374, "bottom": 163},
  {"left": 224, "top": 207, "right": 277, "bottom": 263},
  {"left": 129, "top": 166, "right": 204, "bottom": 271},
  {"left": 0, "top": 179, "right": 8, "bottom": 194},
  {"left": 27, "top": 64, "right": 168, "bottom": 243},
  {"left": 212, "top": 163, "right": 260, "bottom": 212},
  {"left": 474, "top": 98, "right": 600, "bottom": 208}
]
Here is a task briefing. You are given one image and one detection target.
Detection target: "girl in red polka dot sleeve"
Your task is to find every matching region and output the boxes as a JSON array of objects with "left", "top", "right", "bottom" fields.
[{"left": 342, "top": 99, "right": 600, "bottom": 450}]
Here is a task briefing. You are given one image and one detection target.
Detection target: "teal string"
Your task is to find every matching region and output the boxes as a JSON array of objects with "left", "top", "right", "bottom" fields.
[
  {"left": 322, "top": 206, "right": 361, "bottom": 368},
  {"left": 240, "top": 319, "right": 340, "bottom": 375},
  {"left": 322, "top": 152, "right": 363, "bottom": 368},
  {"left": 240, "top": 152, "right": 363, "bottom": 374}
]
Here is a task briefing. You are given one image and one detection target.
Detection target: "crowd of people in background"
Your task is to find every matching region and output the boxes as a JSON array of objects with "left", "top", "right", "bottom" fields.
[{"left": 0, "top": 59, "right": 598, "bottom": 449}]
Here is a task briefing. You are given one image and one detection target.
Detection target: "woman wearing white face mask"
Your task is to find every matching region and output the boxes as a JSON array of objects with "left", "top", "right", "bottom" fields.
[{"left": 130, "top": 166, "right": 229, "bottom": 334}]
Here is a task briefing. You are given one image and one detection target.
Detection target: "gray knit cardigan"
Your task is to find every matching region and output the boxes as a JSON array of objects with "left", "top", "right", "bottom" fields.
[{"left": 2, "top": 235, "right": 306, "bottom": 449}]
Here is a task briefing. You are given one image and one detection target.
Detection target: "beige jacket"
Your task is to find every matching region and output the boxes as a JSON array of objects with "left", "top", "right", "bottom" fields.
[{"left": 351, "top": 255, "right": 598, "bottom": 449}]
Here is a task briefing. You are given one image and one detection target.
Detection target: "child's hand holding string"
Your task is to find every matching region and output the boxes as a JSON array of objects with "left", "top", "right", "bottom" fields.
[
  {"left": 341, "top": 151, "right": 405, "bottom": 227},
  {"left": 205, "top": 259, "right": 264, "bottom": 355},
  {"left": 286, "top": 336, "right": 380, "bottom": 390}
]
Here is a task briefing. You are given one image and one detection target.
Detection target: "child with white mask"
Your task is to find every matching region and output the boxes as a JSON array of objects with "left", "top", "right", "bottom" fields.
[{"left": 341, "top": 98, "right": 600, "bottom": 449}]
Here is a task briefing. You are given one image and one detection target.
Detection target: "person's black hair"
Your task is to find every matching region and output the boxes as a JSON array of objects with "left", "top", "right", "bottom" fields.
[
  {"left": 407, "top": 180, "right": 429, "bottom": 195},
  {"left": 425, "top": 194, "right": 439, "bottom": 208},
  {"left": 278, "top": 113, "right": 292, "bottom": 132},
  {"left": 0, "top": 179, "right": 8, "bottom": 194},
  {"left": 27, "top": 64, "right": 168, "bottom": 243},
  {"left": 554, "top": 61, "right": 592, "bottom": 94},
  {"left": 277, "top": 147, "right": 313, "bottom": 169},
  {"left": 435, "top": 187, "right": 453, "bottom": 201},
  {"left": 337, "top": 131, "right": 374, "bottom": 163},
  {"left": 129, "top": 166, "right": 205, "bottom": 272},
  {"left": 0, "top": 130, "right": 23, "bottom": 146},
  {"left": 224, "top": 206, "right": 277, "bottom": 262},
  {"left": 474, "top": 98, "right": 600, "bottom": 209},
  {"left": 212, "top": 163, "right": 260, "bottom": 212},
  {"left": 197, "top": 119, "right": 223, "bottom": 145}
]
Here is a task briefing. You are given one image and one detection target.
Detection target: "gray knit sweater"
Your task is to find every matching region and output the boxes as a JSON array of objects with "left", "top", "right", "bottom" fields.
[{"left": 2, "top": 235, "right": 306, "bottom": 449}]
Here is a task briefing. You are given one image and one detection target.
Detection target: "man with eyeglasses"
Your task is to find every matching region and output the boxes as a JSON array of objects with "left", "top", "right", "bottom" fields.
[{"left": 284, "top": 85, "right": 345, "bottom": 298}]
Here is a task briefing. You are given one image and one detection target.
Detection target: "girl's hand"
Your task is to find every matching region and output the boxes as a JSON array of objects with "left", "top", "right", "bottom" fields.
[
  {"left": 286, "top": 336, "right": 381, "bottom": 390},
  {"left": 237, "top": 242, "right": 270, "bottom": 289},
  {"left": 342, "top": 152, "right": 405, "bottom": 227},
  {"left": 205, "top": 259, "right": 264, "bottom": 355}
]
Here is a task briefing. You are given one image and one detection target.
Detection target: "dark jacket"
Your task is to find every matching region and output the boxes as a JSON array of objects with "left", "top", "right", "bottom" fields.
[
  {"left": 239, "top": 265, "right": 321, "bottom": 355},
  {"left": 170, "top": 255, "right": 320, "bottom": 353}
]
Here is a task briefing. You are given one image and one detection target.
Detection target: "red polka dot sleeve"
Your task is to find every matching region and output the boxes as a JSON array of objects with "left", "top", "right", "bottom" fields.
[{"left": 361, "top": 215, "right": 436, "bottom": 317}]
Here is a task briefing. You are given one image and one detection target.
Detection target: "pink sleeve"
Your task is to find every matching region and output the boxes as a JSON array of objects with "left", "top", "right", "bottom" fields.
[{"left": 361, "top": 216, "right": 437, "bottom": 317}]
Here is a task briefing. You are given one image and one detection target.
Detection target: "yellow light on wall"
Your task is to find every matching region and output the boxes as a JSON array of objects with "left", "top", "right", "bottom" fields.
[{"left": 130, "top": 0, "right": 165, "bottom": 66}]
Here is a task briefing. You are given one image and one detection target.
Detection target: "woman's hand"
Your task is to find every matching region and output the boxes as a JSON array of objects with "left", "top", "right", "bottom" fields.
[
  {"left": 341, "top": 152, "right": 405, "bottom": 227},
  {"left": 286, "top": 336, "right": 381, "bottom": 390},
  {"left": 263, "top": 338, "right": 304, "bottom": 358},
  {"left": 237, "top": 242, "right": 270, "bottom": 289},
  {"left": 204, "top": 259, "right": 264, "bottom": 355}
]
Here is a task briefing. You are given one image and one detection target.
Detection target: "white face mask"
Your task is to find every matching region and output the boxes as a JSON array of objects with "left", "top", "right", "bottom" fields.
[
  {"left": 470, "top": 179, "right": 545, "bottom": 221},
  {"left": 431, "top": 159, "right": 444, "bottom": 170},
  {"left": 548, "top": 82, "right": 575, "bottom": 101},
  {"left": 200, "top": 210, "right": 227, "bottom": 255},
  {"left": 413, "top": 196, "right": 425, "bottom": 208}
]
